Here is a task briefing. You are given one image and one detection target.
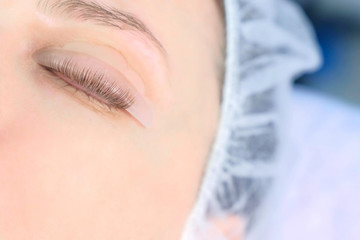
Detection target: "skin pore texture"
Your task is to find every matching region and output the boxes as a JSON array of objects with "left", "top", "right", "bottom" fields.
[{"left": 0, "top": 0, "right": 228, "bottom": 239}]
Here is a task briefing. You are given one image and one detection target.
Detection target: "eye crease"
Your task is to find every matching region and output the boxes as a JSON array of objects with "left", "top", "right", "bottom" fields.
[{"left": 33, "top": 47, "right": 154, "bottom": 128}]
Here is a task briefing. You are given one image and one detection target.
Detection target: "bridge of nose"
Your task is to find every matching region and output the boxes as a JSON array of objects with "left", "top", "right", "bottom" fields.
[{"left": 0, "top": 1, "right": 43, "bottom": 133}]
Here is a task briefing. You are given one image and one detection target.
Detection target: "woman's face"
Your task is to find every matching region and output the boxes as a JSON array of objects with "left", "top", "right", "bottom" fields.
[{"left": 0, "top": 0, "right": 224, "bottom": 239}]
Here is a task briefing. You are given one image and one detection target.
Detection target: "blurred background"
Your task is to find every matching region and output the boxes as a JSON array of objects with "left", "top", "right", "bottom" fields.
[{"left": 295, "top": 0, "right": 360, "bottom": 106}]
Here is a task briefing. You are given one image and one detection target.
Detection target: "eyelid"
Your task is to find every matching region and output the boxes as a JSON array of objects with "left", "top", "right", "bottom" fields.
[
  {"left": 33, "top": 48, "right": 154, "bottom": 128},
  {"left": 61, "top": 42, "right": 146, "bottom": 95}
]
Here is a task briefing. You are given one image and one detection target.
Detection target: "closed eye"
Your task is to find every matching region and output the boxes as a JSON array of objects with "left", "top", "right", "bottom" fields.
[
  {"left": 40, "top": 57, "right": 136, "bottom": 110},
  {"left": 33, "top": 47, "right": 154, "bottom": 128}
]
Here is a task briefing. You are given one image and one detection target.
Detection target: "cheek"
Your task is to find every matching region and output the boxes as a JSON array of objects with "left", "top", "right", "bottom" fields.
[
  {"left": 0, "top": 79, "right": 161, "bottom": 238},
  {"left": 0, "top": 74, "right": 194, "bottom": 239}
]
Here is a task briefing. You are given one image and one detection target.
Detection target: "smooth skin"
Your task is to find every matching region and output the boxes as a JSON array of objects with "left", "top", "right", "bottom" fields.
[{"left": 0, "top": 0, "right": 227, "bottom": 239}]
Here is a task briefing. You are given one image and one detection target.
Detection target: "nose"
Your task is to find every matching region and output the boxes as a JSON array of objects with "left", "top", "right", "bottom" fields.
[{"left": 0, "top": 1, "right": 37, "bottom": 135}]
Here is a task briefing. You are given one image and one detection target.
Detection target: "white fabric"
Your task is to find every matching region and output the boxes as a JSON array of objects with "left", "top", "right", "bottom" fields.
[
  {"left": 180, "top": 0, "right": 324, "bottom": 239},
  {"left": 247, "top": 86, "right": 360, "bottom": 240}
]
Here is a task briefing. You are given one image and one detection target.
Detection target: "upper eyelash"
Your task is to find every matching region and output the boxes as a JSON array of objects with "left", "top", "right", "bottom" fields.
[{"left": 41, "top": 57, "right": 136, "bottom": 110}]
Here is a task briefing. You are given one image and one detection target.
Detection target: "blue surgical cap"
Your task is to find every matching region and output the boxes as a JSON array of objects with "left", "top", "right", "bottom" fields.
[{"left": 181, "top": 0, "right": 322, "bottom": 239}]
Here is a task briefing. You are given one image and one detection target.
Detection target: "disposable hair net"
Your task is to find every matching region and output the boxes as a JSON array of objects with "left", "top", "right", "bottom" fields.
[{"left": 180, "top": 0, "right": 322, "bottom": 239}]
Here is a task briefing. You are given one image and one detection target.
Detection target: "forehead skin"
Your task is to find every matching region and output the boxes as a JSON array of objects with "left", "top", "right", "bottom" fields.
[{"left": 0, "top": 0, "right": 225, "bottom": 239}]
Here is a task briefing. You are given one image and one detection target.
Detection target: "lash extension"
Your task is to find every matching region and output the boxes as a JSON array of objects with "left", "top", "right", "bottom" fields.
[
  {"left": 41, "top": 56, "right": 136, "bottom": 110},
  {"left": 33, "top": 48, "right": 154, "bottom": 128}
]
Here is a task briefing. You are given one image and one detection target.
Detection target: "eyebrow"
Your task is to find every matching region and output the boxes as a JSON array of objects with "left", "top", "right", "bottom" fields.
[{"left": 37, "top": 0, "right": 167, "bottom": 56}]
